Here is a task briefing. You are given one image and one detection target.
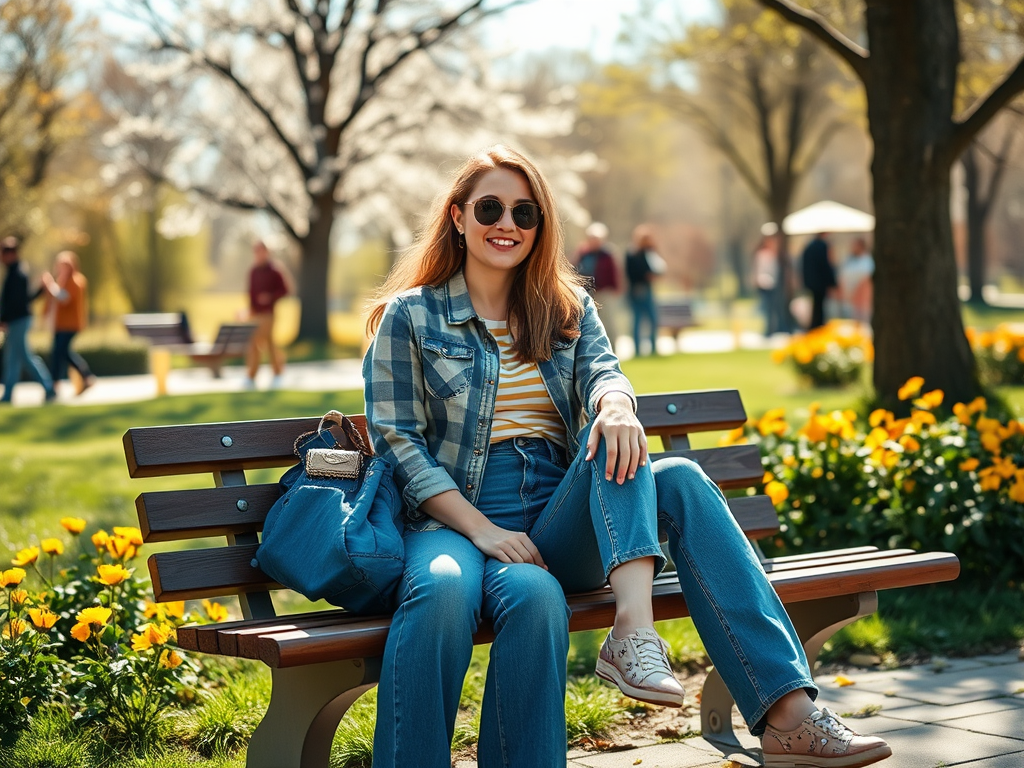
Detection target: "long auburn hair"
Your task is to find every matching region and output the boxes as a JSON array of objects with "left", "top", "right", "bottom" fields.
[{"left": 366, "top": 145, "right": 585, "bottom": 362}]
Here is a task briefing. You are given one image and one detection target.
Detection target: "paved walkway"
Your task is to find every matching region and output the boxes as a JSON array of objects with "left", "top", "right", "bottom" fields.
[
  {"left": 460, "top": 650, "right": 1024, "bottom": 768},
  {"left": 1, "top": 329, "right": 785, "bottom": 407}
]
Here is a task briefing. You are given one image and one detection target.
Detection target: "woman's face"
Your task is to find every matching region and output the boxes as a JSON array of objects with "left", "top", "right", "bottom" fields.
[{"left": 450, "top": 167, "right": 539, "bottom": 280}]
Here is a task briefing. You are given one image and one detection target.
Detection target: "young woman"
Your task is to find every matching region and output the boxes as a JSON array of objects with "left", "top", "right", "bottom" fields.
[{"left": 362, "top": 146, "right": 891, "bottom": 768}]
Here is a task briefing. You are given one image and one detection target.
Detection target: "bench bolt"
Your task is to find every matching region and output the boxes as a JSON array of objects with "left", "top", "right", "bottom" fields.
[
  {"left": 236, "top": 499, "right": 249, "bottom": 512},
  {"left": 221, "top": 436, "right": 233, "bottom": 447},
  {"left": 666, "top": 403, "right": 678, "bottom": 414}
]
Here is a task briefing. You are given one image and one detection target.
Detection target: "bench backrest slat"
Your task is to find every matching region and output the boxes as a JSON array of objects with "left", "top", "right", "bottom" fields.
[
  {"left": 147, "top": 495, "right": 778, "bottom": 602},
  {"left": 124, "top": 391, "right": 744, "bottom": 479},
  {"left": 210, "top": 324, "right": 257, "bottom": 355},
  {"left": 135, "top": 444, "right": 763, "bottom": 543}
]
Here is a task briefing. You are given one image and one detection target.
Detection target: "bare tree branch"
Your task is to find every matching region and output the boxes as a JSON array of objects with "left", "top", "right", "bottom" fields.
[
  {"left": 952, "top": 54, "right": 1024, "bottom": 157},
  {"left": 756, "top": 0, "right": 868, "bottom": 80}
]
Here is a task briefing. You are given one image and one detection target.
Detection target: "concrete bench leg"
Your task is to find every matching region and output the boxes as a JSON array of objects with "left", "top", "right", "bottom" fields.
[
  {"left": 699, "top": 592, "right": 879, "bottom": 757},
  {"left": 246, "top": 657, "right": 381, "bottom": 768}
]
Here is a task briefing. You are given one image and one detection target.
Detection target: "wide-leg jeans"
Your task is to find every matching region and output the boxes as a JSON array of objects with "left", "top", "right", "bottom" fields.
[{"left": 372, "top": 427, "right": 816, "bottom": 768}]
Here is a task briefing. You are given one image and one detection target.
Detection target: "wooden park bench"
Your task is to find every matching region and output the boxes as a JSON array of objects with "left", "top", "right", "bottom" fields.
[
  {"left": 122, "top": 390, "right": 960, "bottom": 768},
  {"left": 124, "top": 312, "right": 256, "bottom": 393},
  {"left": 658, "top": 300, "right": 700, "bottom": 347}
]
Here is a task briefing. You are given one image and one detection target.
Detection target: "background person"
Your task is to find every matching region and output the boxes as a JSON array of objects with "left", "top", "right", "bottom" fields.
[
  {"left": 573, "top": 221, "right": 622, "bottom": 349},
  {"left": 624, "top": 225, "right": 666, "bottom": 356},
  {"left": 362, "top": 146, "right": 891, "bottom": 768},
  {"left": 839, "top": 236, "right": 874, "bottom": 324},
  {"left": 1, "top": 237, "right": 56, "bottom": 405},
  {"left": 245, "top": 240, "right": 290, "bottom": 389},
  {"left": 800, "top": 232, "right": 837, "bottom": 330},
  {"left": 753, "top": 229, "right": 781, "bottom": 337},
  {"left": 42, "top": 250, "right": 96, "bottom": 394}
]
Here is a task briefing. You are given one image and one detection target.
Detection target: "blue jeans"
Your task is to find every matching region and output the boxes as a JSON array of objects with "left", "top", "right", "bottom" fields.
[
  {"left": 1, "top": 317, "right": 54, "bottom": 402},
  {"left": 50, "top": 330, "right": 93, "bottom": 383},
  {"left": 373, "top": 428, "right": 816, "bottom": 768},
  {"left": 629, "top": 285, "right": 658, "bottom": 356}
]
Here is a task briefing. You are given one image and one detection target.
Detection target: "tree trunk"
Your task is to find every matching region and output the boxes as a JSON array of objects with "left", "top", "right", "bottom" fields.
[
  {"left": 866, "top": 0, "right": 980, "bottom": 408},
  {"left": 962, "top": 145, "right": 988, "bottom": 305},
  {"left": 297, "top": 192, "right": 335, "bottom": 342}
]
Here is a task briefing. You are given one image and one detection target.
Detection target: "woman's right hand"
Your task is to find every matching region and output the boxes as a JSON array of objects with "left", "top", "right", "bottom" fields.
[{"left": 469, "top": 522, "right": 547, "bottom": 569}]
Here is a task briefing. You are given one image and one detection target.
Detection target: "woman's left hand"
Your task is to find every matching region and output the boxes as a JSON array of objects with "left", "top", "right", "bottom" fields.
[{"left": 586, "top": 392, "right": 648, "bottom": 484}]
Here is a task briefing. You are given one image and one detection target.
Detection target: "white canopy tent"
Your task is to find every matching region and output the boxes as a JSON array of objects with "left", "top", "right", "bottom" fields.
[{"left": 780, "top": 201, "right": 875, "bottom": 235}]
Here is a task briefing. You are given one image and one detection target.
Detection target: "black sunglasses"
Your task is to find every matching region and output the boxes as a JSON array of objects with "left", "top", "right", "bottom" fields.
[{"left": 465, "top": 198, "right": 542, "bottom": 230}]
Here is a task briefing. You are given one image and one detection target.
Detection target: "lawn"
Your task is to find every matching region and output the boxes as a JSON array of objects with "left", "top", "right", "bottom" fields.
[{"left": 3, "top": 347, "right": 1024, "bottom": 767}]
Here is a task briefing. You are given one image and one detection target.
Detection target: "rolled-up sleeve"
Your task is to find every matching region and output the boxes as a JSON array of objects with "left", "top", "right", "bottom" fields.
[
  {"left": 362, "top": 299, "right": 458, "bottom": 512},
  {"left": 574, "top": 294, "right": 636, "bottom": 418}
]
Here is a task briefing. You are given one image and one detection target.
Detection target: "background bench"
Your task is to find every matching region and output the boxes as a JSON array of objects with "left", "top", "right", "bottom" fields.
[
  {"left": 124, "top": 313, "right": 256, "bottom": 393},
  {"left": 122, "top": 390, "right": 960, "bottom": 768},
  {"left": 658, "top": 299, "right": 699, "bottom": 337}
]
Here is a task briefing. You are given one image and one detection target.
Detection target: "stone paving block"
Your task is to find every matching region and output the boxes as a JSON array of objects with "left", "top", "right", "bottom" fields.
[
  {"left": 938, "top": 707, "right": 1024, "bottom": 742},
  {"left": 871, "top": 723, "right": 1024, "bottom": 767},
  {"left": 846, "top": 666, "right": 1024, "bottom": 706},
  {"left": 886, "top": 696, "right": 1024, "bottom": 725},
  {"left": 970, "top": 651, "right": 1023, "bottom": 667},
  {"left": 812, "top": 683, "right": 921, "bottom": 713},
  {"left": 952, "top": 749, "right": 1024, "bottom": 766},
  {"left": 567, "top": 741, "right": 730, "bottom": 767}
]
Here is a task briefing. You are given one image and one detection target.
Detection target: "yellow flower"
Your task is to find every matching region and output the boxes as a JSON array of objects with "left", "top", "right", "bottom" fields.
[
  {"left": 718, "top": 426, "right": 747, "bottom": 446},
  {"left": 91, "top": 530, "right": 109, "bottom": 551},
  {"left": 96, "top": 564, "right": 132, "bottom": 586},
  {"left": 864, "top": 427, "right": 890, "bottom": 450},
  {"left": 765, "top": 481, "right": 789, "bottom": 507},
  {"left": 112, "top": 527, "right": 144, "bottom": 546},
  {"left": 897, "top": 377, "right": 925, "bottom": 401},
  {"left": 70, "top": 622, "right": 91, "bottom": 642},
  {"left": 913, "top": 389, "right": 944, "bottom": 410},
  {"left": 165, "top": 601, "right": 185, "bottom": 619},
  {"left": 981, "top": 432, "right": 1003, "bottom": 455},
  {"left": 106, "top": 536, "right": 136, "bottom": 560},
  {"left": 131, "top": 628, "right": 153, "bottom": 651},
  {"left": 757, "top": 408, "right": 788, "bottom": 436},
  {"left": 899, "top": 435, "right": 920, "bottom": 453},
  {"left": 968, "top": 396, "right": 987, "bottom": 414},
  {"left": 9, "top": 589, "right": 28, "bottom": 605},
  {"left": 60, "top": 517, "right": 87, "bottom": 535},
  {"left": 901, "top": 479, "right": 916, "bottom": 493},
  {"left": 131, "top": 622, "right": 173, "bottom": 651},
  {"left": 12, "top": 547, "right": 39, "bottom": 566},
  {"left": 143, "top": 601, "right": 163, "bottom": 619},
  {"left": 159, "top": 649, "right": 183, "bottom": 669},
  {"left": 3, "top": 618, "right": 28, "bottom": 639},
  {"left": 1010, "top": 482, "right": 1024, "bottom": 504},
  {"left": 76, "top": 606, "right": 112, "bottom": 626},
  {"left": 959, "top": 458, "right": 980, "bottom": 472},
  {"left": 953, "top": 402, "right": 973, "bottom": 426},
  {"left": 0, "top": 568, "right": 26, "bottom": 587},
  {"left": 799, "top": 416, "right": 829, "bottom": 444},
  {"left": 28, "top": 608, "right": 57, "bottom": 629},
  {"left": 40, "top": 538, "right": 64, "bottom": 556},
  {"left": 868, "top": 409, "right": 892, "bottom": 428},
  {"left": 811, "top": 466, "right": 824, "bottom": 478},
  {"left": 202, "top": 599, "right": 229, "bottom": 623}
]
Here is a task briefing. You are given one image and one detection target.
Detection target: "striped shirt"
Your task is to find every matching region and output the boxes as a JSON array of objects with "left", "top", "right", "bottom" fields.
[{"left": 482, "top": 318, "right": 568, "bottom": 447}]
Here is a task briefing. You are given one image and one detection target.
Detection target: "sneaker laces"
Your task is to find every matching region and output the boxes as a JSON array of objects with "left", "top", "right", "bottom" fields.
[
  {"left": 629, "top": 633, "right": 672, "bottom": 673},
  {"left": 811, "top": 708, "right": 856, "bottom": 742}
]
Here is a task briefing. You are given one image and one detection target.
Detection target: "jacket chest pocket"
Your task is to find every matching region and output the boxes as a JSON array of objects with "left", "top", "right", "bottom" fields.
[
  {"left": 421, "top": 337, "right": 475, "bottom": 400},
  {"left": 551, "top": 338, "right": 578, "bottom": 381}
]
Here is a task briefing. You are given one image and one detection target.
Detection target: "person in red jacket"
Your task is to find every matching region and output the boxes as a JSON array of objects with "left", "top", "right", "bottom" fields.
[{"left": 245, "top": 240, "right": 290, "bottom": 389}]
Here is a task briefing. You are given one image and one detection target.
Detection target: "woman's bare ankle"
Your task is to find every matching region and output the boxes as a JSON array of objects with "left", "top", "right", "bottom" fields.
[{"left": 764, "top": 689, "right": 817, "bottom": 733}]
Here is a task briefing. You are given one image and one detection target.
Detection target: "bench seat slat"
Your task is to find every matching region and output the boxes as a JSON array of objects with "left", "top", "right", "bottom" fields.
[
  {"left": 175, "top": 544, "right": 905, "bottom": 658},
  {"left": 250, "top": 552, "right": 960, "bottom": 668},
  {"left": 635, "top": 390, "right": 745, "bottom": 436},
  {"left": 149, "top": 496, "right": 779, "bottom": 603}
]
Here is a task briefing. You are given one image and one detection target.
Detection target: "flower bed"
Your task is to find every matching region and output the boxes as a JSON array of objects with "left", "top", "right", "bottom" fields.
[
  {"left": 771, "top": 320, "right": 873, "bottom": 387},
  {"left": 1, "top": 518, "right": 227, "bottom": 753},
  {"left": 967, "top": 324, "right": 1024, "bottom": 385},
  {"left": 724, "top": 377, "right": 1024, "bottom": 582}
]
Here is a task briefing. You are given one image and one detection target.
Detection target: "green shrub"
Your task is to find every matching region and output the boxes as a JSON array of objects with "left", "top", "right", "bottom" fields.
[
  {"left": 71, "top": 340, "right": 151, "bottom": 377},
  {"left": 176, "top": 673, "right": 270, "bottom": 757},
  {"left": 731, "top": 376, "right": 1024, "bottom": 582}
]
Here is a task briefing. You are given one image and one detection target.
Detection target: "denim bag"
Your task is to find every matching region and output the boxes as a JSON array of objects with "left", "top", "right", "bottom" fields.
[{"left": 253, "top": 411, "right": 404, "bottom": 614}]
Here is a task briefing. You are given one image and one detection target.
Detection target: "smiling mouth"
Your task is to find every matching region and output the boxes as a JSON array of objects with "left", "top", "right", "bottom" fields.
[{"left": 488, "top": 238, "right": 518, "bottom": 247}]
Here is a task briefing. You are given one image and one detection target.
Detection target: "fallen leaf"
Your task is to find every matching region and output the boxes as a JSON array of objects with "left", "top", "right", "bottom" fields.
[{"left": 834, "top": 674, "right": 856, "bottom": 687}]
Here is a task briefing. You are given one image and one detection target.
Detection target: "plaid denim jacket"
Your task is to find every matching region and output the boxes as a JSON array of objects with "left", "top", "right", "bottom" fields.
[{"left": 362, "top": 270, "right": 636, "bottom": 521}]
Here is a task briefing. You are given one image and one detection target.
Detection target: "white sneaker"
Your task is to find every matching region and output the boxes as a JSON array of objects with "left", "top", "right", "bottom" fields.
[
  {"left": 270, "top": 374, "right": 284, "bottom": 389},
  {"left": 595, "top": 627, "right": 684, "bottom": 707},
  {"left": 243, "top": 378, "right": 257, "bottom": 391}
]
